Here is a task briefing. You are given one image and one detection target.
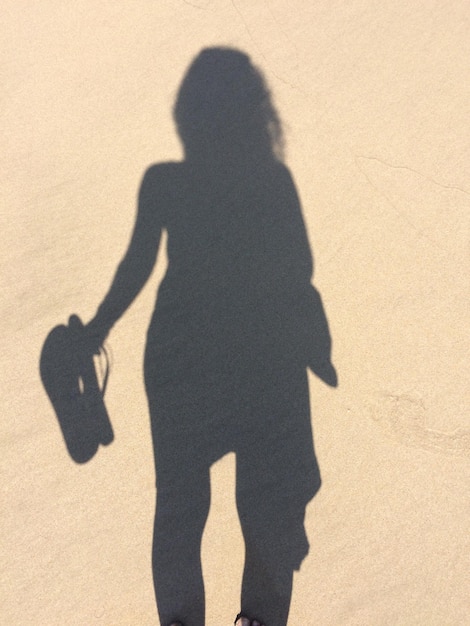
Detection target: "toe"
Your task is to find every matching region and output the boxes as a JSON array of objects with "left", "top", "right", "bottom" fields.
[{"left": 235, "top": 618, "right": 250, "bottom": 626}]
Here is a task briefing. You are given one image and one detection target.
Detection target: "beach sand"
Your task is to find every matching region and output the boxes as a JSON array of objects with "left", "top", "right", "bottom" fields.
[{"left": 2, "top": 2, "right": 469, "bottom": 624}]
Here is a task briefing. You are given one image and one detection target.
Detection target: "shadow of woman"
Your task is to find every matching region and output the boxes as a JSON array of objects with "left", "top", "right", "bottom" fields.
[{"left": 86, "top": 47, "right": 337, "bottom": 626}]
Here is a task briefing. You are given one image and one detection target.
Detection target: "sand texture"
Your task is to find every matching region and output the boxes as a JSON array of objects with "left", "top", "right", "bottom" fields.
[{"left": 2, "top": 2, "right": 469, "bottom": 624}]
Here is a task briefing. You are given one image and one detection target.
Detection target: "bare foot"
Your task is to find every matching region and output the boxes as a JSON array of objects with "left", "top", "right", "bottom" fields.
[{"left": 235, "top": 615, "right": 265, "bottom": 626}]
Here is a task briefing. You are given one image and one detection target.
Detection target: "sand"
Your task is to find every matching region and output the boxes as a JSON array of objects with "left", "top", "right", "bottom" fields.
[{"left": 2, "top": 2, "right": 469, "bottom": 624}]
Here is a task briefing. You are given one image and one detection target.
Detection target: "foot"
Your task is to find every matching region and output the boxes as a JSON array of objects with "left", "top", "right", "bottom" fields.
[{"left": 235, "top": 614, "right": 265, "bottom": 626}]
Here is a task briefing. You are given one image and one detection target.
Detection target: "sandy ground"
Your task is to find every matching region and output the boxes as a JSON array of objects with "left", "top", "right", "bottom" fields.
[{"left": 2, "top": 2, "right": 469, "bottom": 624}]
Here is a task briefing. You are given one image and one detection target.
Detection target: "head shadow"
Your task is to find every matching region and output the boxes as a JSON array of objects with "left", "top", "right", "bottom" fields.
[{"left": 173, "top": 46, "right": 283, "bottom": 166}]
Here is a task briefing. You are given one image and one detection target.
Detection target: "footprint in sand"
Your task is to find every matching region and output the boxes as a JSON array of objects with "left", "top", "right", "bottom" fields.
[{"left": 369, "top": 392, "right": 470, "bottom": 456}]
